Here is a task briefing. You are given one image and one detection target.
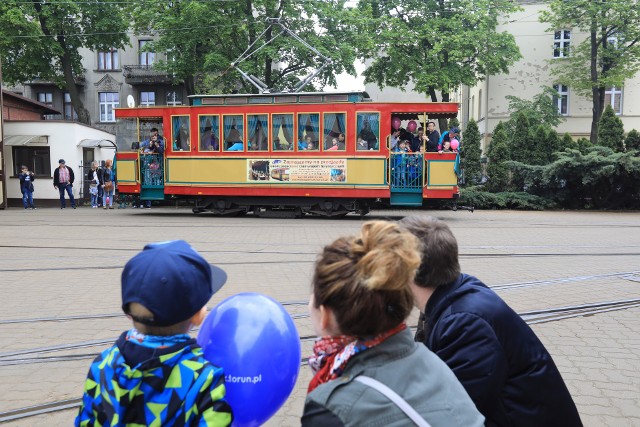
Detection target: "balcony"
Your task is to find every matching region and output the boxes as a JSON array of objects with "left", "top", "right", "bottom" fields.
[
  {"left": 123, "top": 65, "right": 172, "bottom": 85},
  {"left": 27, "top": 73, "right": 86, "bottom": 87}
]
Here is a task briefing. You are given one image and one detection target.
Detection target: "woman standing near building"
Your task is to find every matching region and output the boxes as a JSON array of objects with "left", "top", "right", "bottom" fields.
[
  {"left": 102, "top": 159, "right": 115, "bottom": 210},
  {"left": 302, "top": 221, "right": 483, "bottom": 427}
]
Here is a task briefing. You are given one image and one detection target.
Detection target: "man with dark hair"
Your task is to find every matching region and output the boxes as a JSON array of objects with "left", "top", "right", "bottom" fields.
[
  {"left": 411, "top": 127, "right": 425, "bottom": 152},
  {"left": 399, "top": 216, "right": 582, "bottom": 427},
  {"left": 425, "top": 121, "right": 440, "bottom": 152},
  {"left": 53, "top": 159, "right": 76, "bottom": 209}
]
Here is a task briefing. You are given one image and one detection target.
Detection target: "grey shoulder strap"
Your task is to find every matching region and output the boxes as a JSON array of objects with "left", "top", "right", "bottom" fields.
[{"left": 354, "top": 375, "right": 431, "bottom": 427}]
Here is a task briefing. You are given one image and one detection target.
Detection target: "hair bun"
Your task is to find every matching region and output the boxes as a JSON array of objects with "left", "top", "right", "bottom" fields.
[{"left": 353, "top": 221, "right": 420, "bottom": 292}]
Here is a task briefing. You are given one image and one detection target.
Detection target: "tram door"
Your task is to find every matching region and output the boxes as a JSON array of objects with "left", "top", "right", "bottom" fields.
[
  {"left": 389, "top": 152, "right": 424, "bottom": 206},
  {"left": 138, "top": 119, "right": 165, "bottom": 202},
  {"left": 140, "top": 153, "right": 164, "bottom": 201}
]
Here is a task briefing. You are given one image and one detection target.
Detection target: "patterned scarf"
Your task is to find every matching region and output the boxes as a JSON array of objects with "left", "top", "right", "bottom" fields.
[{"left": 307, "top": 322, "right": 407, "bottom": 393}]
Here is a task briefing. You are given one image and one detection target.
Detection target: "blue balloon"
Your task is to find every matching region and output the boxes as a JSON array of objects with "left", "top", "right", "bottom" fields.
[{"left": 197, "top": 293, "right": 301, "bottom": 427}]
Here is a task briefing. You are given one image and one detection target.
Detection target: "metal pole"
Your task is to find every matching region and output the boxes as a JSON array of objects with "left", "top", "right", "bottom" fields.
[{"left": 0, "top": 55, "right": 7, "bottom": 209}]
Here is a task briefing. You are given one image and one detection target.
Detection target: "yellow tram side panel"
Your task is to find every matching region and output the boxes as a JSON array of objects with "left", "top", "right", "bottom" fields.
[
  {"left": 164, "top": 157, "right": 387, "bottom": 188},
  {"left": 426, "top": 159, "right": 458, "bottom": 188},
  {"left": 116, "top": 158, "right": 139, "bottom": 186}
]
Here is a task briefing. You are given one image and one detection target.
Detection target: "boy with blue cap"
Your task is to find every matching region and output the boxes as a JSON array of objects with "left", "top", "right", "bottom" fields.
[{"left": 75, "top": 240, "right": 233, "bottom": 426}]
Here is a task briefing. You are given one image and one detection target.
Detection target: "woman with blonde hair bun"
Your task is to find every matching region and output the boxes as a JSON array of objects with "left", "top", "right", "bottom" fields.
[{"left": 302, "top": 221, "right": 483, "bottom": 427}]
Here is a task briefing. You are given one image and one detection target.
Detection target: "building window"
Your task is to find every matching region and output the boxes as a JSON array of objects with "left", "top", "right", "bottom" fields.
[
  {"left": 12, "top": 147, "right": 51, "bottom": 177},
  {"left": 139, "top": 40, "right": 155, "bottom": 66},
  {"left": 98, "top": 49, "right": 119, "bottom": 70},
  {"left": 166, "top": 90, "right": 183, "bottom": 106},
  {"left": 140, "top": 91, "right": 156, "bottom": 107},
  {"left": 553, "top": 84, "right": 569, "bottom": 116},
  {"left": 99, "top": 92, "right": 119, "bottom": 122},
  {"left": 37, "top": 92, "right": 53, "bottom": 105},
  {"left": 553, "top": 30, "right": 571, "bottom": 58},
  {"left": 63, "top": 93, "right": 77, "bottom": 120},
  {"left": 478, "top": 89, "right": 482, "bottom": 120},
  {"left": 605, "top": 87, "right": 623, "bottom": 115}
]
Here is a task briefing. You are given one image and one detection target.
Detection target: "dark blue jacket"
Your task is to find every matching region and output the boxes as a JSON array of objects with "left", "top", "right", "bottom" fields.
[{"left": 419, "top": 274, "right": 582, "bottom": 427}]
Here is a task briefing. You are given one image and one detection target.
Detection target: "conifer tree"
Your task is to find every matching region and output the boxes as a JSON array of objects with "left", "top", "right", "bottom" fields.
[
  {"left": 461, "top": 120, "right": 482, "bottom": 185},
  {"left": 530, "top": 125, "right": 548, "bottom": 165},
  {"left": 542, "top": 129, "right": 561, "bottom": 164},
  {"left": 598, "top": 105, "right": 625, "bottom": 152},
  {"left": 509, "top": 112, "right": 532, "bottom": 163},
  {"left": 486, "top": 121, "right": 506, "bottom": 160},
  {"left": 561, "top": 133, "right": 575, "bottom": 151},
  {"left": 486, "top": 128, "right": 511, "bottom": 192},
  {"left": 625, "top": 129, "right": 640, "bottom": 151}
]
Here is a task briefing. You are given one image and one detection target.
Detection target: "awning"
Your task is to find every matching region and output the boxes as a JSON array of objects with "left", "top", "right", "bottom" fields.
[
  {"left": 2, "top": 135, "right": 48, "bottom": 146},
  {"left": 78, "top": 139, "right": 117, "bottom": 149}
]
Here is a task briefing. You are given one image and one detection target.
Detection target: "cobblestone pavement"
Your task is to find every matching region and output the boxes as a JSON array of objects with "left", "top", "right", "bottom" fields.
[{"left": 0, "top": 207, "right": 638, "bottom": 426}]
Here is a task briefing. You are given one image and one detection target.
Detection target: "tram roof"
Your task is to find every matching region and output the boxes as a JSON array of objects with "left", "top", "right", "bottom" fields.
[{"left": 188, "top": 91, "right": 372, "bottom": 106}]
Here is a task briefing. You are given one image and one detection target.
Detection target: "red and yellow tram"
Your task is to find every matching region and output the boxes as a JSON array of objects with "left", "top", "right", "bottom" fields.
[{"left": 114, "top": 91, "right": 459, "bottom": 216}]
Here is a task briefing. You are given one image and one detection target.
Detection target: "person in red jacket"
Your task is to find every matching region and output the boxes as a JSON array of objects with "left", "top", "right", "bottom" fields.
[{"left": 400, "top": 216, "right": 582, "bottom": 427}]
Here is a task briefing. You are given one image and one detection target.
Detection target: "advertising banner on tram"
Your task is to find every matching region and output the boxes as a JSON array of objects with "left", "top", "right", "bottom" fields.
[{"left": 248, "top": 159, "right": 346, "bottom": 183}]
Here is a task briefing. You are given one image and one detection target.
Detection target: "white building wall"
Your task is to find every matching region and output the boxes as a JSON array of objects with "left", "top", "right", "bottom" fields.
[
  {"left": 475, "top": 2, "right": 640, "bottom": 143},
  {"left": 4, "top": 121, "right": 114, "bottom": 202}
]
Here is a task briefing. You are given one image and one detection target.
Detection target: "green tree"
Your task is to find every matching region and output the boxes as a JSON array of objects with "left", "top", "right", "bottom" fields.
[
  {"left": 0, "top": 0, "right": 129, "bottom": 124},
  {"left": 461, "top": 119, "right": 482, "bottom": 185},
  {"left": 449, "top": 117, "right": 460, "bottom": 130},
  {"left": 529, "top": 125, "right": 548, "bottom": 165},
  {"left": 131, "top": 1, "right": 359, "bottom": 94},
  {"left": 625, "top": 129, "right": 640, "bottom": 151},
  {"left": 561, "top": 133, "right": 575, "bottom": 150},
  {"left": 356, "top": 0, "right": 521, "bottom": 130},
  {"left": 541, "top": 129, "right": 561, "bottom": 164},
  {"left": 486, "top": 127, "right": 511, "bottom": 192},
  {"left": 486, "top": 121, "right": 505, "bottom": 160},
  {"left": 504, "top": 87, "right": 564, "bottom": 131},
  {"left": 598, "top": 105, "right": 625, "bottom": 151},
  {"left": 575, "top": 137, "right": 593, "bottom": 154},
  {"left": 508, "top": 112, "right": 532, "bottom": 164},
  {"left": 541, "top": 1, "right": 640, "bottom": 144}
]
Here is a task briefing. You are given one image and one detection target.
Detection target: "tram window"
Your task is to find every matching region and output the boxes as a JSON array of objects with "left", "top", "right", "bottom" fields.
[
  {"left": 272, "top": 114, "right": 294, "bottom": 151},
  {"left": 116, "top": 118, "right": 138, "bottom": 151},
  {"left": 199, "top": 115, "right": 220, "bottom": 151},
  {"left": 247, "top": 114, "right": 269, "bottom": 151},
  {"left": 298, "top": 113, "right": 320, "bottom": 151},
  {"left": 223, "top": 114, "right": 244, "bottom": 151},
  {"left": 357, "top": 112, "right": 380, "bottom": 150},
  {"left": 323, "top": 112, "right": 346, "bottom": 151},
  {"left": 172, "top": 116, "right": 191, "bottom": 151},
  {"left": 139, "top": 119, "right": 165, "bottom": 150}
]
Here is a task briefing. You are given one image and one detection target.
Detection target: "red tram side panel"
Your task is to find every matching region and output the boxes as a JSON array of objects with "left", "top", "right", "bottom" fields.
[{"left": 114, "top": 92, "right": 460, "bottom": 216}]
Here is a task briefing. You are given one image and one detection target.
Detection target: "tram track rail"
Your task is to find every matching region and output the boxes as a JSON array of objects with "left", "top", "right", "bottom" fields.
[
  {"left": 2, "top": 297, "right": 640, "bottom": 424},
  {"left": 1, "top": 297, "right": 639, "bottom": 423},
  {"left": 1, "top": 297, "right": 639, "bottom": 366},
  {"left": 1, "top": 252, "right": 639, "bottom": 274},
  {"left": 2, "top": 270, "right": 638, "bottom": 327}
]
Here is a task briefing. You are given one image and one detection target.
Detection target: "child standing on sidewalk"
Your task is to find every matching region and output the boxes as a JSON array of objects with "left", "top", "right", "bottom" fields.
[
  {"left": 18, "top": 165, "right": 36, "bottom": 210},
  {"left": 75, "top": 240, "right": 233, "bottom": 426}
]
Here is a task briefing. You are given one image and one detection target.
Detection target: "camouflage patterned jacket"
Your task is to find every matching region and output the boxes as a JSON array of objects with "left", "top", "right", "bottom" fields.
[{"left": 75, "top": 331, "right": 232, "bottom": 426}]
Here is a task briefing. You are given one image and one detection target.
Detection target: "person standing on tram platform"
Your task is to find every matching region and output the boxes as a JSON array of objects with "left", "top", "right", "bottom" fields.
[{"left": 426, "top": 121, "right": 440, "bottom": 152}]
